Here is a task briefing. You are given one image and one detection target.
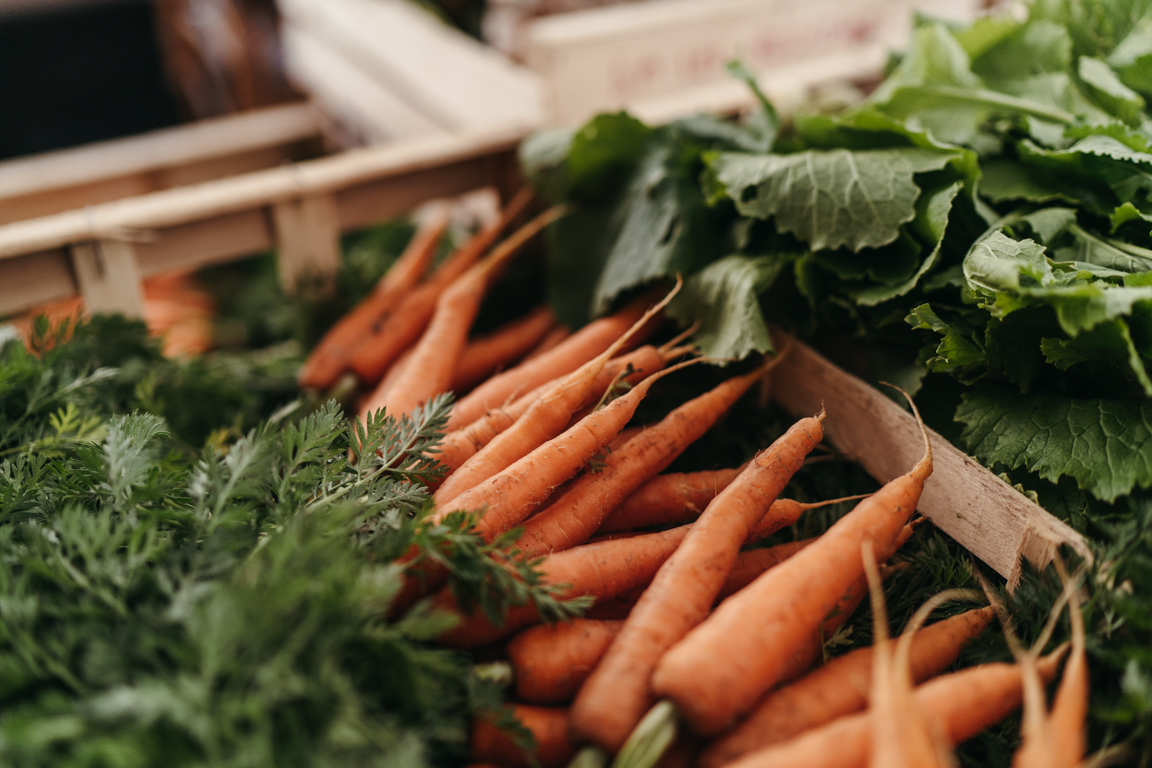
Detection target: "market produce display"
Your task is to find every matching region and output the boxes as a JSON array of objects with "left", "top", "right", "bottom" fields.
[{"left": 5, "top": 1, "right": 1152, "bottom": 766}]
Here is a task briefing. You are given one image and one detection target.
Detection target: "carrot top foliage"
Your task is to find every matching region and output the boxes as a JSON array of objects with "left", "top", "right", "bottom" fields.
[
  {"left": 0, "top": 318, "right": 578, "bottom": 767},
  {"left": 522, "top": 0, "right": 1152, "bottom": 762}
]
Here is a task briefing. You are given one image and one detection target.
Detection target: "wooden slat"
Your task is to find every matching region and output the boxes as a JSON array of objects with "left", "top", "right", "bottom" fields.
[
  {"left": 0, "top": 126, "right": 524, "bottom": 261},
  {"left": 70, "top": 240, "right": 145, "bottom": 318},
  {"left": 0, "top": 251, "right": 75, "bottom": 316},
  {"left": 524, "top": 0, "right": 981, "bottom": 126},
  {"left": 770, "top": 339, "right": 1091, "bottom": 588},
  {"left": 273, "top": 193, "right": 342, "bottom": 295},
  {"left": 279, "top": 0, "right": 542, "bottom": 132},
  {"left": 281, "top": 22, "right": 448, "bottom": 144},
  {"left": 0, "top": 103, "right": 323, "bottom": 224}
]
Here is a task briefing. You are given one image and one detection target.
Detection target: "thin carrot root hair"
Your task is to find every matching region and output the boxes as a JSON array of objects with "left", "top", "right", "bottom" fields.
[{"left": 880, "top": 381, "right": 933, "bottom": 475}]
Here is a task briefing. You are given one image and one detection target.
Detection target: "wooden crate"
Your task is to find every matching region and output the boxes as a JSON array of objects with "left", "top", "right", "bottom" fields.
[
  {"left": 0, "top": 102, "right": 325, "bottom": 226},
  {"left": 521, "top": 0, "right": 990, "bottom": 126},
  {"left": 0, "top": 125, "right": 524, "bottom": 319}
]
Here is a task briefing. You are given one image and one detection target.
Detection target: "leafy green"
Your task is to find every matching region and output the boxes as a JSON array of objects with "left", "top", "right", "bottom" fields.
[
  {"left": 0, "top": 321, "right": 580, "bottom": 767},
  {"left": 957, "top": 385, "right": 1152, "bottom": 502},
  {"left": 706, "top": 147, "right": 956, "bottom": 252},
  {"left": 666, "top": 254, "right": 790, "bottom": 359},
  {"left": 522, "top": 4, "right": 1152, "bottom": 759}
]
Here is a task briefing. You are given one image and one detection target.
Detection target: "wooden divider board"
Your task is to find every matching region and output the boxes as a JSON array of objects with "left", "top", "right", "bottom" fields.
[
  {"left": 525, "top": 0, "right": 982, "bottom": 127},
  {"left": 0, "top": 103, "right": 323, "bottom": 225},
  {"left": 278, "top": 0, "right": 543, "bottom": 134},
  {"left": 770, "top": 338, "right": 1091, "bottom": 589},
  {"left": 0, "top": 126, "right": 523, "bottom": 317}
]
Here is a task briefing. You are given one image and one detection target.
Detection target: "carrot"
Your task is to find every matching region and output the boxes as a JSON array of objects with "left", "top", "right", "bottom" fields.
[
  {"left": 392, "top": 358, "right": 700, "bottom": 614},
  {"left": 569, "top": 412, "right": 825, "bottom": 753},
  {"left": 452, "top": 307, "right": 558, "bottom": 392},
  {"left": 865, "top": 546, "right": 975, "bottom": 768},
  {"left": 446, "top": 294, "right": 658, "bottom": 431},
  {"left": 508, "top": 619, "right": 624, "bottom": 704},
  {"left": 597, "top": 466, "right": 748, "bottom": 534},
  {"left": 471, "top": 704, "right": 575, "bottom": 768},
  {"left": 651, "top": 389, "right": 933, "bottom": 735},
  {"left": 509, "top": 541, "right": 817, "bottom": 701},
  {"left": 515, "top": 362, "right": 790, "bottom": 559},
  {"left": 433, "top": 344, "right": 670, "bottom": 476},
  {"left": 715, "top": 540, "right": 813, "bottom": 601},
  {"left": 434, "top": 526, "right": 692, "bottom": 648},
  {"left": 765, "top": 522, "right": 915, "bottom": 693},
  {"left": 586, "top": 534, "right": 815, "bottom": 621},
  {"left": 364, "top": 346, "right": 414, "bottom": 410},
  {"left": 524, "top": 325, "right": 572, "bottom": 361},
  {"left": 298, "top": 210, "right": 450, "bottom": 390},
  {"left": 349, "top": 189, "right": 533, "bottom": 384},
  {"left": 701, "top": 606, "right": 994, "bottom": 768},
  {"left": 1012, "top": 559, "right": 1088, "bottom": 768},
  {"left": 360, "top": 207, "right": 563, "bottom": 421},
  {"left": 433, "top": 283, "right": 680, "bottom": 505},
  {"left": 723, "top": 648, "right": 1069, "bottom": 768},
  {"left": 432, "top": 358, "right": 700, "bottom": 540}
]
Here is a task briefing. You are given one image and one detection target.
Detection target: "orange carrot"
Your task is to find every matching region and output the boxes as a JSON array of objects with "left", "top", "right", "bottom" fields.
[
  {"left": 569, "top": 413, "right": 826, "bottom": 752},
  {"left": 471, "top": 704, "right": 574, "bottom": 768},
  {"left": 360, "top": 208, "right": 563, "bottom": 421},
  {"left": 435, "top": 526, "right": 692, "bottom": 648},
  {"left": 1012, "top": 562, "right": 1088, "bottom": 768},
  {"left": 452, "top": 307, "right": 558, "bottom": 393},
  {"left": 715, "top": 540, "right": 813, "bottom": 601},
  {"left": 298, "top": 211, "right": 449, "bottom": 390},
  {"left": 524, "top": 325, "right": 572, "bottom": 362},
  {"left": 586, "top": 536, "right": 811, "bottom": 621},
  {"left": 508, "top": 619, "right": 624, "bottom": 704},
  {"left": 433, "top": 284, "right": 679, "bottom": 505},
  {"left": 446, "top": 295, "right": 657, "bottom": 431},
  {"left": 701, "top": 605, "right": 994, "bottom": 768},
  {"left": 651, "top": 392, "right": 933, "bottom": 735},
  {"left": 433, "top": 344, "right": 669, "bottom": 476},
  {"left": 864, "top": 546, "right": 962, "bottom": 768},
  {"left": 515, "top": 364, "right": 782, "bottom": 558},
  {"left": 598, "top": 466, "right": 748, "bottom": 534},
  {"left": 365, "top": 346, "right": 414, "bottom": 410},
  {"left": 349, "top": 189, "right": 533, "bottom": 384},
  {"left": 724, "top": 648, "right": 1068, "bottom": 768},
  {"left": 391, "top": 358, "right": 699, "bottom": 615},
  {"left": 432, "top": 359, "right": 699, "bottom": 540}
]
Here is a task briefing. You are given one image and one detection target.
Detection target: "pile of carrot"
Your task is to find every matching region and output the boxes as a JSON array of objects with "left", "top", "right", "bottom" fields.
[
  {"left": 299, "top": 194, "right": 1090, "bottom": 768},
  {"left": 11, "top": 269, "right": 216, "bottom": 357}
]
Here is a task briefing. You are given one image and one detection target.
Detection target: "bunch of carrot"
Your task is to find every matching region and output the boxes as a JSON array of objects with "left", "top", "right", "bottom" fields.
[{"left": 299, "top": 194, "right": 1090, "bottom": 768}]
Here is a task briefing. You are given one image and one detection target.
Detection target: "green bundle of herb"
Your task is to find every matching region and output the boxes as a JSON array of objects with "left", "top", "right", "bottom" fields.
[{"left": 0, "top": 319, "right": 576, "bottom": 767}]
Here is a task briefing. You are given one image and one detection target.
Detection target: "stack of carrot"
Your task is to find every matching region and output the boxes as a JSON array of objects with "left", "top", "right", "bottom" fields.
[
  {"left": 300, "top": 194, "right": 1091, "bottom": 768},
  {"left": 10, "top": 269, "right": 216, "bottom": 357}
]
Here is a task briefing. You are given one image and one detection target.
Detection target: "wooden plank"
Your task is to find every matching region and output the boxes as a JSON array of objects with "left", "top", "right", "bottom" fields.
[
  {"left": 279, "top": 0, "right": 542, "bottom": 132},
  {"left": 0, "top": 250, "right": 75, "bottom": 317},
  {"left": 335, "top": 150, "right": 513, "bottom": 231},
  {"left": 281, "top": 22, "right": 448, "bottom": 144},
  {"left": 524, "top": 0, "right": 981, "bottom": 126},
  {"left": 272, "top": 194, "right": 341, "bottom": 295},
  {"left": 133, "top": 210, "right": 275, "bottom": 278},
  {"left": 770, "top": 338, "right": 1092, "bottom": 589},
  {"left": 0, "top": 103, "right": 323, "bottom": 223},
  {"left": 70, "top": 240, "right": 145, "bottom": 318},
  {"left": 0, "top": 126, "right": 525, "bottom": 261}
]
